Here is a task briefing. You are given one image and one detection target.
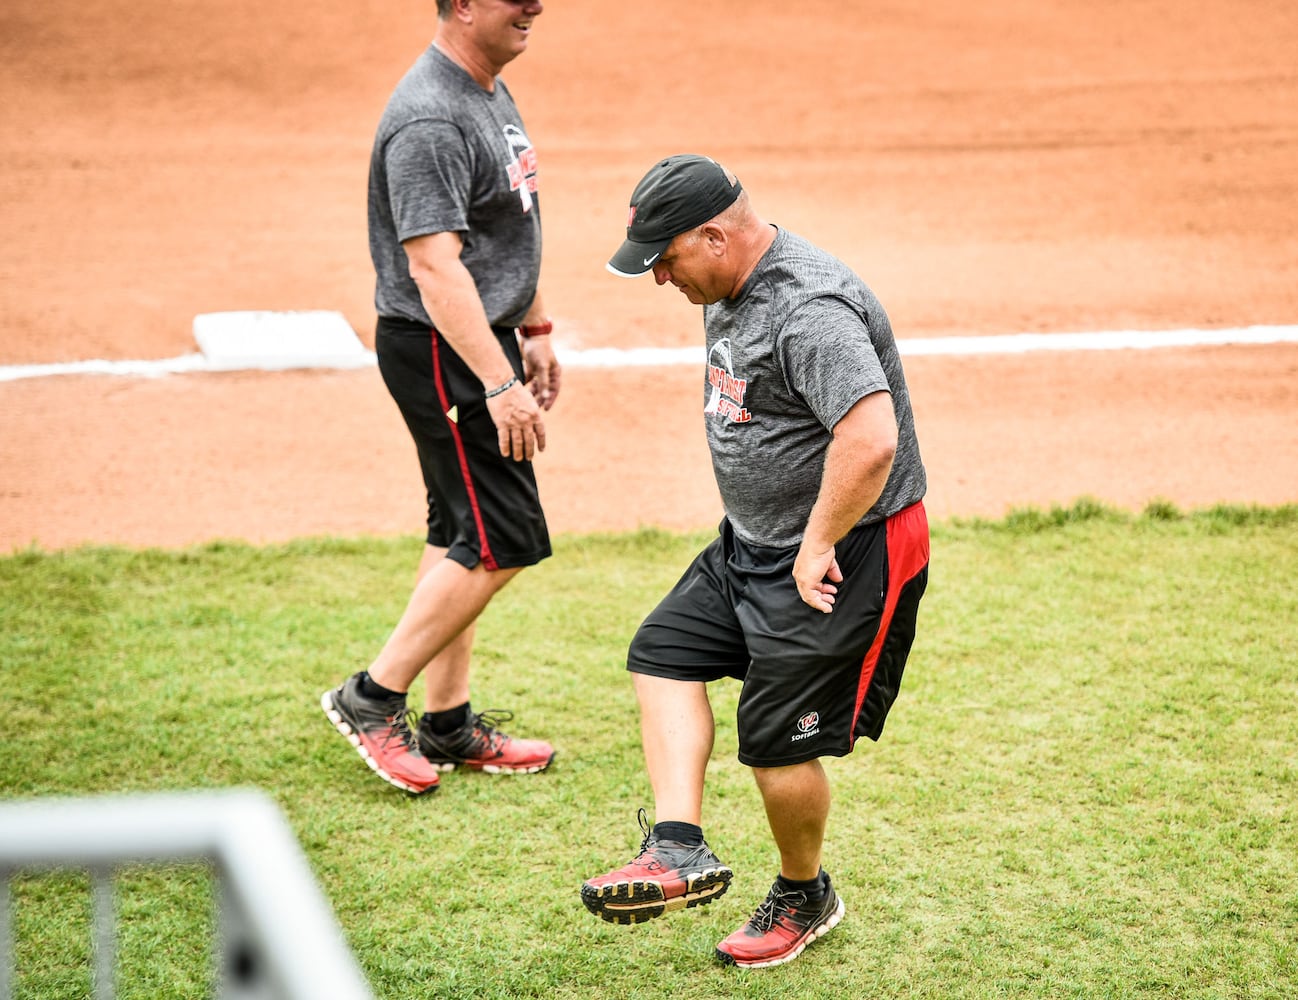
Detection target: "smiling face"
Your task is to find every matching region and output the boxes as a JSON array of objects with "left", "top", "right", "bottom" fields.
[{"left": 471, "top": 0, "right": 544, "bottom": 67}]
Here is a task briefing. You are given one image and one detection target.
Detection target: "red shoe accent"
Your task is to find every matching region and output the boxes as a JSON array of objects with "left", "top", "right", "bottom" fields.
[
  {"left": 716, "top": 882, "right": 845, "bottom": 969},
  {"left": 419, "top": 710, "right": 555, "bottom": 774},
  {"left": 581, "top": 810, "right": 733, "bottom": 924},
  {"left": 321, "top": 685, "right": 439, "bottom": 795}
]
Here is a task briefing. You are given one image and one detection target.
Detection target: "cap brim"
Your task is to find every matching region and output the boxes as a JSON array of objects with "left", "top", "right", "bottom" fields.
[{"left": 606, "top": 236, "right": 672, "bottom": 278}]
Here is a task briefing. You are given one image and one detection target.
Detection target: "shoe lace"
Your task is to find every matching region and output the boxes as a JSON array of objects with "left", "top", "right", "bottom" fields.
[
  {"left": 633, "top": 806, "right": 654, "bottom": 855},
  {"left": 379, "top": 707, "right": 421, "bottom": 754},
  {"left": 628, "top": 808, "right": 716, "bottom": 874},
  {"left": 751, "top": 884, "right": 807, "bottom": 933},
  {"left": 462, "top": 709, "right": 515, "bottom": 755}
]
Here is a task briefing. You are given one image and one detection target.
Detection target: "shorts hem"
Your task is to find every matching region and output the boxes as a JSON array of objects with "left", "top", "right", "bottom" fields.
[
  {"left": 626, "top": 661, "right": 734, "bottom": 684},
  {"left": 446, "top": 542, "right": 551, "bottom": 571},
  {"left": 737, "top": 745, "right": 853, "bottom": 769}
]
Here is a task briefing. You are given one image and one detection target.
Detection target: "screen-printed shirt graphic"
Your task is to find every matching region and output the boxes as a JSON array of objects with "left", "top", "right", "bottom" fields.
[
  {"left": 503, "top": 124, "right": 538, "bottom": 213},
  {"left": 704, "top": 339, "right": 751, "bottom": 423}
]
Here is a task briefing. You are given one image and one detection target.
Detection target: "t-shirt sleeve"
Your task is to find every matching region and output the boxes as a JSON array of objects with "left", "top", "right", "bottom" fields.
[
  {"left": 777, "top": 296, "right": 891, "bottom": 431},
  {"left": 383, "top": 119, "right": 473, "bottom": 243}
]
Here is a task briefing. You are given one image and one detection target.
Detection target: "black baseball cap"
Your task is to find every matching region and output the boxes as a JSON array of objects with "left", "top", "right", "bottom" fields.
[{"left": 606, "top": 154, "right": 743, "bottom": 277}]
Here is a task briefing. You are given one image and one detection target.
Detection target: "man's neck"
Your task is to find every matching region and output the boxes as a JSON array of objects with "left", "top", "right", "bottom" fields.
[
  {"left": 728, "top": 224, "right": 778, "bottom": 299},
  {"left": 432, "top": 32, "right": 499, "bottom": 91}
]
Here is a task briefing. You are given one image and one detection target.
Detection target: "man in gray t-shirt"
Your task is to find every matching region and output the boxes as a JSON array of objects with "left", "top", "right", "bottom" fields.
[
  {"left": 582, "top": 155, "right": 930, "bottom": 971},
  {"left": 321, "top": 0, "right": 560, "bottom": 797}
]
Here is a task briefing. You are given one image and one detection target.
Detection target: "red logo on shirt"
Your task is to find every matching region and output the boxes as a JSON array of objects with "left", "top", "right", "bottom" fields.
[
  {"left": 704, "top": 338, "right": 751, "bottom": 423},
  {"left": 506, "top": 146, "right": 539, "bottom": 194},
  {"left": 502, "top": 124, "right": 538, "bottom": 213}
]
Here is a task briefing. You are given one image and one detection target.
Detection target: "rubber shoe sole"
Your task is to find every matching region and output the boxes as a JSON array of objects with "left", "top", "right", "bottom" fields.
[
  {"left": 716, "top": 894, "right": 845, "bottom": 969},
  {"left": 581, "top": 866, "right": 733, "bottom": 925},
  {"left": 320, "top": 689, "right": 439, "bottom": 795},
  {"left": 424, "top": 755, "right": 554, "bottom": 775},
  {"left": 418, "top": 718, "right": 555, "bottom": 776}
]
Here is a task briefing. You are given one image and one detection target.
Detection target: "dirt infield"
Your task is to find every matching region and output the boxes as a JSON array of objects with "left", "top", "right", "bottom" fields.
[{"left": 2, "top": 0, "right": 1296, "bottom": 551}]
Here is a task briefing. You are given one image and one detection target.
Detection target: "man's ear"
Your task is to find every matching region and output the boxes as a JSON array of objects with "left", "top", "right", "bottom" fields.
[{"left": 701, "top": 222, "right": 728, "bottom": 256}]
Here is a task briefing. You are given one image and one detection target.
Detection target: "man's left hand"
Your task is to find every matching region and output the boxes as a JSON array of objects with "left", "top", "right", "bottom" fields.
[
  {"left": 793, "top": 540, "right": 842, "bottom": 613},
  {"left": 521, "top": 335, "right": 562, "bottom": 410}
]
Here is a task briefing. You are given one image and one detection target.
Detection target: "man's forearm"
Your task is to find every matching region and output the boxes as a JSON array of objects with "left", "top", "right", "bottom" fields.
[
  {"left": 802, "top": 392, "right": 898, "bottom": 548},
  {"left": 411, "top": 250, "right": 515, "bottom": 389},
  {"left": 803, "top": 437, "right": 894, "bottom": 548}
]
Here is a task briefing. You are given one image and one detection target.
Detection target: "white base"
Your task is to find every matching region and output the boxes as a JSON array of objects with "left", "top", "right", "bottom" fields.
[{"left": 192, "top": 310, "right": 374, "bottom": 371}]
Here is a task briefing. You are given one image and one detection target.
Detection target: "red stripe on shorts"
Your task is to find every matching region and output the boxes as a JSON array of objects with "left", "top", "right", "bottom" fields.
[
  {"left": 430, "top": 330, "right": 499, "bottom": 571},
  {"left": 850, "top": 501, "right": 930, "bottom": 742}
]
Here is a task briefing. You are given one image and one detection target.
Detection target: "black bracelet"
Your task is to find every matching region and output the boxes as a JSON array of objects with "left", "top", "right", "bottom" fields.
[{"left": 483, "top": 375, "right": 518, "bottom": 399}]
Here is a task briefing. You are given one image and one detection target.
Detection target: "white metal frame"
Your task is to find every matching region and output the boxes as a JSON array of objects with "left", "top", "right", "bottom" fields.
[{"left": 0, "top": 790, "right": 374, "bottom": 1000}]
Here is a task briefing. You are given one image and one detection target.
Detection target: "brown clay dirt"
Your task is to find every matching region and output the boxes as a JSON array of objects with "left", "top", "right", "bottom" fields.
[{"left": 2, "top": 0, "right": 1296, "bottom": 552}]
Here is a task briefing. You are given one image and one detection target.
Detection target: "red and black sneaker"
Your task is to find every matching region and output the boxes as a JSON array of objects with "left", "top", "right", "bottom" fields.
[
  {"left": 320, "top": 673, "right": 440, "bottom": 795},
  {"left": 715, "top": 875, "right": 845, "bottom": 969},
  {"left": 417, "top": 709, "right": 554, "bottom": 775},
  {"left": 581, "top": 809, "right": 733, "bottom": 925}
]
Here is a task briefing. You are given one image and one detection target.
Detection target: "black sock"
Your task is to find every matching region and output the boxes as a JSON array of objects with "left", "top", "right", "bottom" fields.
[
  {"left": 776, "top": 869, "right": 827, "bottom": 899},
  {"left": 423, "top": 702, "right": 471, "bottom": 735},
  {"left": 359, "top": 671, "right": 404, "bottom": 701},
  {"left": 652, "top": 821, "right": 704, "bottom": 847}
]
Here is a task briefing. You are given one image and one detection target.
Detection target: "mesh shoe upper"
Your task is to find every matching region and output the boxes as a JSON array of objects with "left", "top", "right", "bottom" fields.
[
  {"left": 715, "top": 876, "right": 845, "bottom": 968},
  {"left": 320, "top": 673, "right": 439, "bottom": 795},
  {"left": 417, "top": 709, "right": 554, "bottom": 774}
]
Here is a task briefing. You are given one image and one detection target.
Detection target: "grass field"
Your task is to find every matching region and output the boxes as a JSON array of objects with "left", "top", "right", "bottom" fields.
[{"left": 2, "top": 501, "right": 1296, "bottom": 999}]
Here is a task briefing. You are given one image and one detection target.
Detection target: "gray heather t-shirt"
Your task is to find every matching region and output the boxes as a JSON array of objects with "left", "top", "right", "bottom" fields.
[
  {"left": 702, "top": 228, "right": 926, "bottom": 547},
  {"left": 368, "top": 46, "right": 541, "bottom": 327}
]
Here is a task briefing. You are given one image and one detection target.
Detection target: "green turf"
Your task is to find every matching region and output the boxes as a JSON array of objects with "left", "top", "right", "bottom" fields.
[{"left": 2, "top": 500, "right": 1296, "bottom": 999}]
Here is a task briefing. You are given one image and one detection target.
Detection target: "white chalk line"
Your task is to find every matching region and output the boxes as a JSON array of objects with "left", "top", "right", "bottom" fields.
[{"left": 2, "top": 325, "right": 1296, "bottom": 384}]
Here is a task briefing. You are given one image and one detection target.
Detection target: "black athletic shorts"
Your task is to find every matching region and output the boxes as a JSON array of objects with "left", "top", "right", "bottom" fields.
[
  {"left": 375, "top": 316, "right": 551, "bottom": 571},
  {"left": 627, "top": 501, "right": 929, "bottom": 767}
]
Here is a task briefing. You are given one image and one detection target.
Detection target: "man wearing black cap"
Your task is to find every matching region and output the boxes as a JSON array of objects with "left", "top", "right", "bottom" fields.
[{"left": 581, "top": 155, "right": 931, "bottom": 969}]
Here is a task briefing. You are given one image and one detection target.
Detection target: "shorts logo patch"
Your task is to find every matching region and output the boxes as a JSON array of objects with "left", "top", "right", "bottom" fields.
[{"left": 792, "top": 711, "right": 821, "bottom": 742}]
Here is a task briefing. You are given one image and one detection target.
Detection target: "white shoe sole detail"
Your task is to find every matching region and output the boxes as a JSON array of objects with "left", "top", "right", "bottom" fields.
[
  {"left": 425, "top": 758, "right": 552, "bottom": 775},
  {"left": 320, "top": 690, "right": 432, "bottom": 795}
]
